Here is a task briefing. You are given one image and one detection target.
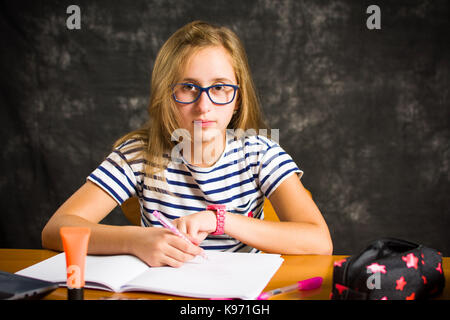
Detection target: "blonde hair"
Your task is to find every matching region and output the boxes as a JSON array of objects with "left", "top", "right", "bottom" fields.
[{"left": 113, "top": 20, "right": 268, "bottom": 177}]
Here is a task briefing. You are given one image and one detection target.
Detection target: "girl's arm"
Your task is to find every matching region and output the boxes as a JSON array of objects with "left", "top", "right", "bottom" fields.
[
  {"left": 226, "top": 174, "right": 333, "bottom": 254},
  {"left": 41, "top": 181, "right": 204, "bottom": 267},
  {"left": 175, "top": 174, "right": 333, "bottom": 255}
]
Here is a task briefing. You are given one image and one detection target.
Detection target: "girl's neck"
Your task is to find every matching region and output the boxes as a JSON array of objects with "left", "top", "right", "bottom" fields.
[{"left": 185, "top": 133, "right": 226, "bottom": 167}]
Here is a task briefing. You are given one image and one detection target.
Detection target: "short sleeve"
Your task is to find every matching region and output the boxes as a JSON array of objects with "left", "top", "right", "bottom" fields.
[
  {"left": 258, "top": 140, "right": 303, "bottom": 198},
  {"left": 87, "top": 140, "right": 144, "bottom": 205}
]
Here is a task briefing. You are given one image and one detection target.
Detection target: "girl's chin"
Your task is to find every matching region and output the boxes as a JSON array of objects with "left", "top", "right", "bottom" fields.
[
  {"left": 189, "top": 128, "right": 225, "bottom": 143},
  {"left": 194, "top": 133, "right": 223, "bottom": 144}
]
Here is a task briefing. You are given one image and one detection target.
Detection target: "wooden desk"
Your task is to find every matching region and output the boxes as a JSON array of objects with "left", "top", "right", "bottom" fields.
[{"left": 0, "top": 249, "right": 448, "bottom": 300}]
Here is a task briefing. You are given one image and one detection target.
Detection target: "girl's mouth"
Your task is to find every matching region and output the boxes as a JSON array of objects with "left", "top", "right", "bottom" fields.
[{"left": 193, "top": 120, "right": 216, "bottom": 127}]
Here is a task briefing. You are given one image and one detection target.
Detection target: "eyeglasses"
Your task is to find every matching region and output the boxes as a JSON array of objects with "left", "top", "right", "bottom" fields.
[{"left": 172, "top": 83, "right": 239, "bottom": 105}]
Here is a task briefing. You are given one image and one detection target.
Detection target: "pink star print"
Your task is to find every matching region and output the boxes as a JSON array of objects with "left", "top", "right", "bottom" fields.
[
  {"left": 436, "top": 263, "right": 442, "bottom": 274},
  {"left": 406, "top": 292, "right": 415, "bottom": 300},
  {"left": 334, "top": 259, "right": 346, "bottom": 267},
  {"left": 396, "top": 276, "right": 407, "bottom": 291},
  {"left": 402, "top": 253, "right": 418, "bottom": 270},
  {"left": 366, "top": 263, "right": 387, "bottom": 274},
  {"left": 335, "top": 283, "right": 348, "bottom": 295}
]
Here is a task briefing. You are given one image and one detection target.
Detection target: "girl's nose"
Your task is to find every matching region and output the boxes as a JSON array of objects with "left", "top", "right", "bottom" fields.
[{"left": 194, "top": 90, "right": 213, "bottom": 113}]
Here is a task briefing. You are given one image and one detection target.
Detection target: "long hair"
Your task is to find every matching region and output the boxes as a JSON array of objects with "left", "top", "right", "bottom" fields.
[{"left": 113, "top": 21, "right": 268, "bottom": 177}]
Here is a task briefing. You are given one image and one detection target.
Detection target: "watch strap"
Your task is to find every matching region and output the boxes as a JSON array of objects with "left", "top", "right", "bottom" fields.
[{"left": 207, "top": 205, "right": 226, "bottom": 235}]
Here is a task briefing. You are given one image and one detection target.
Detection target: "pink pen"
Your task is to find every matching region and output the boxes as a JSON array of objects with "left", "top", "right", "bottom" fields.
[
  {"left": 257, "top": 277, "right": 323, "bottom": 300},
  {"left": 151, "top": 210, "right": 207, "bottom": 259}
]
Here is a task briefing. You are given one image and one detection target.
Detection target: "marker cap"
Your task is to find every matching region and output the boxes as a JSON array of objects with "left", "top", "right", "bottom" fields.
[{"left": 297, "top": 277, "right": 323, "bottom": 290}]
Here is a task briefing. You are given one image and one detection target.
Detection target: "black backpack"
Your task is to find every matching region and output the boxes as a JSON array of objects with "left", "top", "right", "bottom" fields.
[{"left": 331, "top": 238, "right": 445, "bottom": 300}]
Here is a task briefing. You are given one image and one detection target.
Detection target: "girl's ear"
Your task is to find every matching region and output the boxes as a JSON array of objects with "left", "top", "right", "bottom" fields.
[{"left": 233, "top": 103, "right": 240, "bottom": 114}]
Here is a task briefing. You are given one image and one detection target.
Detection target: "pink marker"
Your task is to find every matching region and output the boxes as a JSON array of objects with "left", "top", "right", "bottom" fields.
[
  {"left": 257, "top": 277, "right": 323, "bottom": 300},
  {"left": 151, "top": 210, "right": 207, "bottom": 259}
]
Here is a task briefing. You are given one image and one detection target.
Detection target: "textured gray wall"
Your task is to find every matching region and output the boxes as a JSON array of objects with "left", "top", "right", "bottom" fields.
[{"left": 1, "top": 0, "right": 449, "bottom": 255}]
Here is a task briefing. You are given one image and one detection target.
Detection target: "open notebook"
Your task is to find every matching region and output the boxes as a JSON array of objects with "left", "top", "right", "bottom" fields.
[{"left": 16, "top": 251, "right": 284, "bottom": 300}]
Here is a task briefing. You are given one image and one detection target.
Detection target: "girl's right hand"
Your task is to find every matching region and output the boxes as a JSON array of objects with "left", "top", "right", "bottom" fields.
[{"left": 130, "top": 227, "right": 204, "bottom": 268}]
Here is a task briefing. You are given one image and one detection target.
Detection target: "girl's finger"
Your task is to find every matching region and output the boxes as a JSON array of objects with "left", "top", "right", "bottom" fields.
[
  {"left": 167, "top": 234, "right": 202, "bottom": 257},
  {"left": 161, "top": 253, "right": 184, "bottom": 268},
  {"left": 165, "top": 240, "right": 197, "bottom": 265},
  {"left": 174, "top": 218, "right": 187, "bottom": 235}
]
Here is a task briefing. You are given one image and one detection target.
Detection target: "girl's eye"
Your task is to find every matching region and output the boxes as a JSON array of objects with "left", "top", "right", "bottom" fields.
[
  {"left": 182, "top": 84, "right": 197, "bottom": 92},
  {"left": 213, "top": 85, "right": 224, "bottom": 91},
  {"left": 183, "top": 84, "right": 193, "bottom": 90}
]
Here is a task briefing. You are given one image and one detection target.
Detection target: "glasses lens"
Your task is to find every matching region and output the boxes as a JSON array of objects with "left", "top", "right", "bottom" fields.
[
  {"left": 173, "top": 84, "right": 200, "bottom": 103},
  {"left": 208, "top": 85, "right": 236, "bottom": 104}
]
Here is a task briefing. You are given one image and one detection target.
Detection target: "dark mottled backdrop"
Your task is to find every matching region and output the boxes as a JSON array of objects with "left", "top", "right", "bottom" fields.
[{"left": 1, "top": 0, "right": 449, "bottom": 254}]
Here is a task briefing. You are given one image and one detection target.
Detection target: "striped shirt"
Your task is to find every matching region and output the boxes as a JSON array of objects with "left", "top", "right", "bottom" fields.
[{"left": 87, "top": 133, "right": 303, "bottom": 252}]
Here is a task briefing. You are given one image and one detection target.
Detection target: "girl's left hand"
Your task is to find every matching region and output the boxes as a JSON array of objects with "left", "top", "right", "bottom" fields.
[{"left": 173, "top": 210, "right": 217, "bottom": 245}]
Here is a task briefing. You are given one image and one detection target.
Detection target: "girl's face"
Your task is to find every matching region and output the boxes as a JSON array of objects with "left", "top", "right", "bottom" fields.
[{"left": 175, "top": 46, "right": 238, "bottom": 147}]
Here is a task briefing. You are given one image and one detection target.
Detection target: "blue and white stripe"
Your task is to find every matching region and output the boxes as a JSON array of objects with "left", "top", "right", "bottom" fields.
[{"left": 87, "top": 134, "right": 303, "bottom": 253}]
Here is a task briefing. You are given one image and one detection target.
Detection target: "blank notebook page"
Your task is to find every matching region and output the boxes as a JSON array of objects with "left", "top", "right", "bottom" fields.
[{"left": 124, "top": 251, "right": 284, "bottom": 299}]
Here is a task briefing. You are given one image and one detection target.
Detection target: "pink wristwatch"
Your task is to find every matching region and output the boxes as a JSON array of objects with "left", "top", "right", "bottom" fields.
[{"left": 207, "top": 204, "right": 226, "bottom": 235}]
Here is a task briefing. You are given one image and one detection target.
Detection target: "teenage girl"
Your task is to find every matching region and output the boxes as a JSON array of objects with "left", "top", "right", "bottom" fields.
[{"left": 42, "top": 21, "right": 332, "bottom": 267}]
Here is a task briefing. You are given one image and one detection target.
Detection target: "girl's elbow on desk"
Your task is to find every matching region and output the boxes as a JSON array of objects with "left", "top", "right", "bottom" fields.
[
  {"left": 304, "top": 220, "right": 333, "bottom": 255},
  {"left": 41, "top": 220, "right": 60, "bottom": 251},
  {"left": 41, "top": 214, "right": 74, "bottom": 251},
  {"left": 287, "top": 222, "right": 333, "bottom": 256},
  {"left": 313, "top": 231, "right": 333, "bottom": 256}
]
